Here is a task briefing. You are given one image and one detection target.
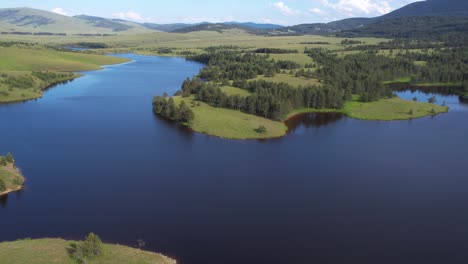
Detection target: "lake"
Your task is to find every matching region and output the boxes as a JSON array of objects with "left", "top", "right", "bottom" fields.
[{"left": 1, "top": 54, "right": 468, "bottom": 264}]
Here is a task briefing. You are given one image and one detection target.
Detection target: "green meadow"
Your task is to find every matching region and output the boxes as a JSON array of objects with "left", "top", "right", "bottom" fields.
[
  {"left": 0, "top": 238, "right": 175, "bottom": 264},
  {"left": 173, "top": 96, "right": 287, "bottom": 140}
]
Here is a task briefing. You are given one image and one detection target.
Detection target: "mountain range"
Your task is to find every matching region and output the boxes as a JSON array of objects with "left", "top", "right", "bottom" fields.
[{"left": 0, "top": 0, "right": 467, "bottom": 36}]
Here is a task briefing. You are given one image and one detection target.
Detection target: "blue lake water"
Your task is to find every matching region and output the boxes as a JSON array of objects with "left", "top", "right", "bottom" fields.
[{"left": 1, "top": 54, "right": 468, "bottom": 264}]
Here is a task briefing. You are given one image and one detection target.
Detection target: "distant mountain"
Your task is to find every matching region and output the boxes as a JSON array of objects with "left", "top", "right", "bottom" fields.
[
  {"left": 223, "top": 22, "right": 283, "bottom": 30},
  {"left": 269, "top": 0, "right": 468, "bottom": 36},
  {"left": 381, "top": 0, "right": 468, "bottom": 19},
  {"left": 0, "top": 7, "right": 153, "bottom": 35},
  {"left": 169, "top": 23, "right": 274, "bottom": 34},
  {"left": 151, "top": 22, "right": 283, "bottom": 33},
  {"left": 74, "top": 15, "right": 132, "bottom": 32},
  {"left": 141, "top": 23, "right": 192, "bottom": 32},
  {"left": 1, "top": 0, "right": 467, "bottom": 37},
  {"left": 338, "top": 16, "right": 468, "bottom": 39}
]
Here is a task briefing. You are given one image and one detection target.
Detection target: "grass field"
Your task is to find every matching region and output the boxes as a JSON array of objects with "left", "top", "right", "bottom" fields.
[
  {"left": 283, "top": 97, "right": 448, "bottom": 122},
  {"left": 173, "top": 96, "right": 287, "bottom": 139},
  {"left": 0, "top": 238, "right": 175, "bottom": 264},
  {"left": 343, "top": 97, "right": 448, "bottom": 120},
  {"left": 0, "top": 162, "right": 25, "bottom": 196},
  {"left": 0, "top": 29, "right": 388, "bottom": 54},
  {"left": 268, "top": 53, "right": 315, "bottom": 66},
  {"left": 221, "top": 85, "right": 252, "bottom": 96},
  {"left": 255, "top": 74, "right": 321, "bottom": 87},
  {"left": 0, "top": 47, "right": 128, "bottom": 72}
]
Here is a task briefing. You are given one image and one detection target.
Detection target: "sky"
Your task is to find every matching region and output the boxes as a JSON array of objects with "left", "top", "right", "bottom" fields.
[{"left": 2, "top": 0, "right": 421, "bottom": 25}]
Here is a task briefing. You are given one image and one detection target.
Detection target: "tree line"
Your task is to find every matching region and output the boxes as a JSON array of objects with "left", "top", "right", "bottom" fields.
[
  {"left": 153, "top": 96, "right": 194, "bottom": 123},
  {"left": 179, "top": 77, "right": 343, "bottom": 120},
  {"left": 188, "top": 49, "right": 300, "bottom": 82}
]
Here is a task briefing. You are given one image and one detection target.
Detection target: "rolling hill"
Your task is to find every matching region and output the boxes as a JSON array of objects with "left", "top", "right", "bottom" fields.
[
  {"left": 0, "top": 7, "right": 282, "bottom": 35},
  {"left": 270, "top": 0, "right": 468, "bottom": 36},
  {"left": 381, "top": 0, "right": 468, "bottom": 19},
  {"left": 1, "top": 0, "right": 467, "bottom": 38},
  {"left": 0, "top": 7, "right": 153, "bottom": 35}
]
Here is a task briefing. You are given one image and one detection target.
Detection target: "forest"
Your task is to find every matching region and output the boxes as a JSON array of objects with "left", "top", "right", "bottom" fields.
[{"left": 152, "top": 44, "right": 468, "bottom": 122}]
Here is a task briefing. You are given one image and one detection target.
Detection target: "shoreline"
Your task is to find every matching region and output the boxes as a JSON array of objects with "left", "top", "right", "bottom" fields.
[
  {"left": 0, "top": 185, "right": 23, "bottom": 197},
  {"left": 163, "top": 97, "right": 449, "bottom": 141},
  {"left": 0, "top": 163, "right": 25, "bottom": 197}
]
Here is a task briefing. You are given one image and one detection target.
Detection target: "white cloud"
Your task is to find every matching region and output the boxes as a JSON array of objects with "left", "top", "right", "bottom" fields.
[
  {"left": 52, "top": 7, "right": 68, "bottom": 16},
  {"left": 112, "top": 11, "right": 152, "bottom": 22},
  {"left": 309, "top": 8, "right": 327, "bottom": 15},
  {"left": 322, "top": 0, "right": 392, "bottom": 16},
  {"left": 273, "top": 2, "right": 298, "bottom": 16}
]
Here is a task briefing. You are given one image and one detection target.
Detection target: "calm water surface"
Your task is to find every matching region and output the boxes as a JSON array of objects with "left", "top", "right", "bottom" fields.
[{"left": 1, "top": 54, "right": 468, "bottom": 264}]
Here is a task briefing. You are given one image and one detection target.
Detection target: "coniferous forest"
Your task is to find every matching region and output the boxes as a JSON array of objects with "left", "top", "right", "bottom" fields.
[{"left": 154, "top": 44, "right": 467, "bottom": 122}]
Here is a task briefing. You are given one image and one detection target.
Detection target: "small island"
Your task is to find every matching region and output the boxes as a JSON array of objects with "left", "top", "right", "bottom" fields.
[
  {"left": 0, "top": 153, "right": 25, "bottom": 196},
  {"left": 0, "top": 233, "right": 175, "bottom": 264}
]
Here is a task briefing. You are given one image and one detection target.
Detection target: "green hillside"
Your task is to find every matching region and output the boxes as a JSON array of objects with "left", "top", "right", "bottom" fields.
[
  {"left": 0, "top": 44, "right": 128, "bottom": 102},
  {"left": 0, "top": 8, "right": 153, "bottom": 35}
]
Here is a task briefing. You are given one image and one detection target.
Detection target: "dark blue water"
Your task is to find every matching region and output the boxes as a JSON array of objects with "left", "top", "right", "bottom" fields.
[{"left": 1, "top": 54, "right": 468, "bottom": 264}]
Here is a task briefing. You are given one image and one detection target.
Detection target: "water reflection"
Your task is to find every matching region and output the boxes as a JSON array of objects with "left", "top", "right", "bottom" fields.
[
  {"left": 0, "top": 195, "right": 8, "bottom": 208},
  {"left": 286, "top": 112, "right": 344, "bottom": 133}
]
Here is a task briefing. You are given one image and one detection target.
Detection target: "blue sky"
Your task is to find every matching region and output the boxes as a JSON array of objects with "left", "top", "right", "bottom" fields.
[{"left": 3, "top": 0, "right": 420, "bottom": 25}]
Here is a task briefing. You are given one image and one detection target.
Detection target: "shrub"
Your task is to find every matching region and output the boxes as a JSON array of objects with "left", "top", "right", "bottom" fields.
[
  {"left": 255, "top": 125, "right": 267, "bottom": 134},
  {"left": 68, "top": 233, "right": 103, "bottom": 263},
  {"left": 5, "top": 153, "right": 14, "bottom": 164},
  {"left": 0, "top": 179, "right": 6, "bottom": 192}
]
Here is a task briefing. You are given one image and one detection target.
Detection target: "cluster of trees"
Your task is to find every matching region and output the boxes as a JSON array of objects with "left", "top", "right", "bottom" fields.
[
  {"left": 1, "top": 32, "right": 66, "bottom": 36},
  {"left": 153, "top": 96, "right": 194, "bottom": 123},
  {"left": 306, "top": 48, "right": 414, "bottom": 101},
  {"left": 180, "top": 78, "right": 343, "bottom": 120},
  {"left": 1, "top": 74, "right": 35, "bottom": 89},
  {"left": 255, "top": 48, "right": 298, "bottom": 54},
  {"left": 341, "top": 39, "right": 362, "bottom": 45},
  {"left": 299, "top": 42, "right": 330, "bottom": 45},
  {"left": 32, "top": 71, "right": 74, "bottom": 84},
  {"left": 1, "top": 72, "right": 74, "bottom": 91},
  {"left": 0, "top": 41, "right": 35, "bottom": 47},
  {"left": 71, "top": 42, "right": 109, "bottom": 49},
  {"left": 0, "top": 153, "right": 14, "bottom": 192},
  {"left": 0, "top": 153, "right": 14, "bottom": 166},
  {"left": 295, "top": 69, "right": 316, "bottom": 79},
  {"left": 401, "top": 48, "right": 468, "bottom": 84},
  {"left": 68, "top": 233, "right": 103, "bottom": 263},
  {"left": 188, "top": 49, "right": 302, "bottom": 82}
]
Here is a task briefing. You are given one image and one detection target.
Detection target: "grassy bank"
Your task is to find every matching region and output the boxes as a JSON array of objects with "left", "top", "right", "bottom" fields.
[
  {"left": 0, "top": 45, "right": 129, "bottom": 103},
  {"left": 284, "top": 97, "right": 447, "bottom": 122},
  {"left": 169, "top": 95, "right": 447, "bottom": 140},
  {"left": 0, "top": 154, "right": 25, "bottom": 196},
  {"left": 0, "top": 72, "right": 81, "bottom": 103},
  {"left": 0, "top": 46, "right": 128, "bottom": 72},
  {"left": 342, "top": 97, "right": 448, "bottom": 120},
  {"left": 173, "top": 96, "right": 287, "bottom": 140},
  {"left": 0, "top": 238, "right": 175, "bottom": 264}
]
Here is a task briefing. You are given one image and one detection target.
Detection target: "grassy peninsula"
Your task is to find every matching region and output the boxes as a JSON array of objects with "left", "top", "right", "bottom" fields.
[
  {"left": 0, "top": 234, "right": 175, "bottom": 264},
  {"left": 0, "top": 44, "right": 129, "bottom": 103},
  {"left": 0, "top": 153, "right": 25, "bottom": 196},
  {"left": 173, "top": 96, "right": 287, "bottom": 139}
]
